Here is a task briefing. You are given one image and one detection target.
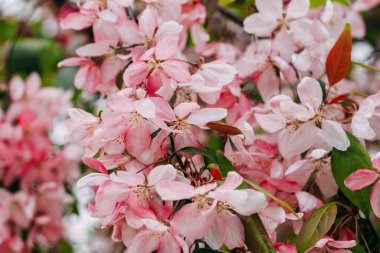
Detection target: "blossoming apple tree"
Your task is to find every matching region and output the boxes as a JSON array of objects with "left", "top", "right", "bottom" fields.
[{"left": 59, "top": 0, "right": 380, "bottom": 252}]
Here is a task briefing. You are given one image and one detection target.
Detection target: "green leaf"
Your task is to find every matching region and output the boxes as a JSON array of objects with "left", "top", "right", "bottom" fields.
[
  {"left": 9, "top": 38, "right": 62, "bottom": 78},
  {"left": 0, "top": 19, "right": 18, "bottom": 41},
  {"left": 244, "top": 178, "right": 299, "bottom": 217},
  {"left": 215, "top": 150, "right": 236, "bottom": 177},
  {"left": 310, "top": 0, "right": 349, "bottom": 8},
  {"left": 220, "top": 0, "right": 235, "bottom": 5},
  {"left": 240, "top": 214, "right": 276, "bottom": 253},
  {"left": 318, "top": 80, "right": 327, "bottom": 101},
  {"left": 331, "top": 132, "right": 372, "bottom": 216},
  {"left": 193, "top": 249, "right": 218, "bottom": 253},
  {"left": 296, "top": 203, "right": 337, "bottom": 253},
  {"left": 369, "top": 211, "right": 380, "bottom": 240},
  {"left": 177, "top": 147, "right": 216, "bottom": 162},
  {"left": 310, "top": 0, "right": 326, "bottom": 8},
  {"left": 351, "top": 244, "right": 367, "bottom": 253},
  {"left": 333, "top": 0, "right": 350, "bottom": 6}
]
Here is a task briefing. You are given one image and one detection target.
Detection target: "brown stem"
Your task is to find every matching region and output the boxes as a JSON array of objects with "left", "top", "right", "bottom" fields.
[{"left": 216, "top": 4, "right": 244, "bottom": 26}]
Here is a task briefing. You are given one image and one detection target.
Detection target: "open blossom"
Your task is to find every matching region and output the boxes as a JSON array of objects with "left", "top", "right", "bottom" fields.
[
  {"left": 156, "top": 172, "right": 268, "bottom": 249},
  {"left": 154, "top": 101, "right": 228, "bottom": 149},
  {"left": 235, "top": 31, "right": 297, "bottom": 101},
  {"left": 179, "top": 60, "right": 237, "bottom": 104},
  {"left": 56, "top": 0, "right": 380, "bottom": 251},
  {"left": 255, "top": 77, "right": 349, "bottom": 158},
  {"left": 243, "top": 0, "right": 310, "bottom": 37}
]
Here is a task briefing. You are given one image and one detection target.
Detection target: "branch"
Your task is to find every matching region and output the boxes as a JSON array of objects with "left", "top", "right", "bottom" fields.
[{"left": 217, "top": 4, "right": 244, "bottom": 26}]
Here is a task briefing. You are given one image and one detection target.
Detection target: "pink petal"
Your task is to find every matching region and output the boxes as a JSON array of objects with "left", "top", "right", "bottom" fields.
[
  {"left": 278, "top": 122, "right": 318, "bottom": 158},
  {"left": 148, "top": 165, "right": 177, "bottom": 186},
  {"left": 60, "top": 12, "right": 94, "bottom": 30},
  {"left": 204, "top": 214, "right": 226, "bottom": 250},
  {"left": 243, "top": 13, "right": 278, "bottom": 36},
  {"left": 267, "top": 178, "right": 300, "bottom": 193},
  {"left": 110, "top": 171, "right": 145, "bottom": 186},
  {"left": 108, "top": 93, "right": 134, "bottom": 112},
  {"left": 320, "top": 120, "right": 350, "bottom": 151},
  {"left": 57, "top": 57, "right": 92, "bottom": 67},
  {"left": 126, "top": 230, "right": 159, "bottom": 253},
  {"left": 271, "top": 56, "right": 297, "bottom": 83},
  {"left": 155, "top": 21, "right": 183, "bottom": 39},
  {"left": 123, "top": 62, "right": 149, "bottom": 86},
  {"left": 174, "top": 102, "right": 201, "bottom": 119},
  {"left": 344, "top": 169, "right": 378, "bottom": 190},
  {"left": 232, "top": 189, "right": 268, "bottom": 215},
  {"left": 82, "top": 157, "right": 109, "bottom": 174},
  {"left": 139, "top": 9, "right": 158, "bottom": 38},
  {"left": 124, "top": 121, "right": 151, "bottom": 155},
  {"left": 157, "top": 233, "right": 180, "bottom": 253},
  {"left": 171, "top": 202, "right": 216, "bottom": 241},
  {"left": 256, "top": 67, "right": 280, "bottom": 101},
  {"left": 222, "top": 213, "right": 245, "bottom": 249},
  {"left": 25, "top": 72, "right": 41, "bottom": 96},
  {"left": 119, "top": 20, "right": 143, "bottom": 45},
  {"left": 77, "top": 173, "right": 109, "bottom": 188},
  {"left": 76, "top": 43, "right": 110, "bottom": 57},
  {"left": 98, "top": 9, "right": 118, "bottom": 23},
  {"left": 162, "top": 59, "right": 191, "bottom": 83},
  {"left": 286, "top": 0, "right": 310, "bottom": 19},
  {"left": 155, "top": 180, "right": 194, "bottom": 200},
  {"left": 272, "top": 29, "right": 295, "bottom": 62},
  {"left": 351, "top": 113, "right": 375, "bottom": 140},
  {"left": 371, "top": 182, "right": 380, "bottom": 218},
  {"left": 296, "top": 191, "right": 319, "bottom": 213},
  {"left": 93, "top": 19, "right": 119, "bottom": 45},
  {"left": 327, "top": 239, "right": 356, "bottom": 249},
  {"left": 255, "top": 113, "right": 286, "bottom": 133},
  {"left": 218, "top": 171, "right": 243, "bottom": 191},
  {"left": 256, "top": 0, "right": 283, "bottom": 19},
  {"left": 155, "top": 36, "right": 179, "bottom": 60},
  {"left": 186, "top": 108, "right": 227, "bottom": 127},
  {"left": 133, "top": 98, "right": 156, "bottom": 119},
  {"left": 9, "top": 76, "right": 24, "bottom": 101},
  {"left": 297, "top": 77, "right": 323, "bottom": 111}
]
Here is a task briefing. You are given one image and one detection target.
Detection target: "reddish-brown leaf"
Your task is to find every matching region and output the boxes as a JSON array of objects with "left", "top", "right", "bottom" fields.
[
  {"left": 206, "top": 121, "right": 243, "bottom": 135},
  {"left": 325, "top": 24, "right": 352, "bottom": 86},
  {"left": 328, "top": 94, "right": 347, "bottom": 104}
]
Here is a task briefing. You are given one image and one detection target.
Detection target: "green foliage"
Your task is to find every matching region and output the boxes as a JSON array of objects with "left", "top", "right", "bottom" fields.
[
  {"left": 215, "top": 150, "right": 236, "bottom": 177},
  {"left": 296, "top": 203, "right": 337, "bottom": 253},
  {"left": 310, "top": 0, "right": 349, "bottom": 8},
  {"left": 9, "top": 38, "right": 63, "bottom": 79},
  {"left": 54, "top": 67, "right": 78, "bottom": 90},
  {"left": 0, "top": 19, "right": 18, "bottom": 41},
  {"left": 240, "top": 214, "right": 276, "bottom": 253},
  {"left": 331, "top": 132, "right": 372, "bottom": 216}
]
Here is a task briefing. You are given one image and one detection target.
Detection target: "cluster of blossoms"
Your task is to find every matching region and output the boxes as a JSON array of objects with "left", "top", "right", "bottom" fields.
[
  {"left": 0, "top": 74, "right": 80, "bottom": 253},
  {"left": 60, "top": 0, "right": 380, "bottom": 252}
]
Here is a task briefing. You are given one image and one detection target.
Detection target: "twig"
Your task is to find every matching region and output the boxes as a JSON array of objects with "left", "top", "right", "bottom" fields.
[{"left": 216, "top": 4, "right": 244, "bottom": 26}]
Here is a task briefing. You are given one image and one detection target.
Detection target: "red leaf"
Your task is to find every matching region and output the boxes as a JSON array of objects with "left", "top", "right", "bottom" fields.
[
  {"left": 206, "top": 121, "right": 243, "bottom": 135},
  {"left": 328, "top": 94, "right": 347, "bottom": 104},
  {"left": 325, "top": 24, "right": 352, "bottom": 86}
]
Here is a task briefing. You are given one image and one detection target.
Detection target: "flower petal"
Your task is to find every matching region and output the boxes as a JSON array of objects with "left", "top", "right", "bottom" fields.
[{"left": 344, "top": 169, "right": 378, "bottom": 190}]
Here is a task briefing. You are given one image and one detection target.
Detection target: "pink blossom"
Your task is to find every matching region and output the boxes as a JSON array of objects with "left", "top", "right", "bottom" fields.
[{"left": 243, "top": 0, "right": 310, "bottom": 37}]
